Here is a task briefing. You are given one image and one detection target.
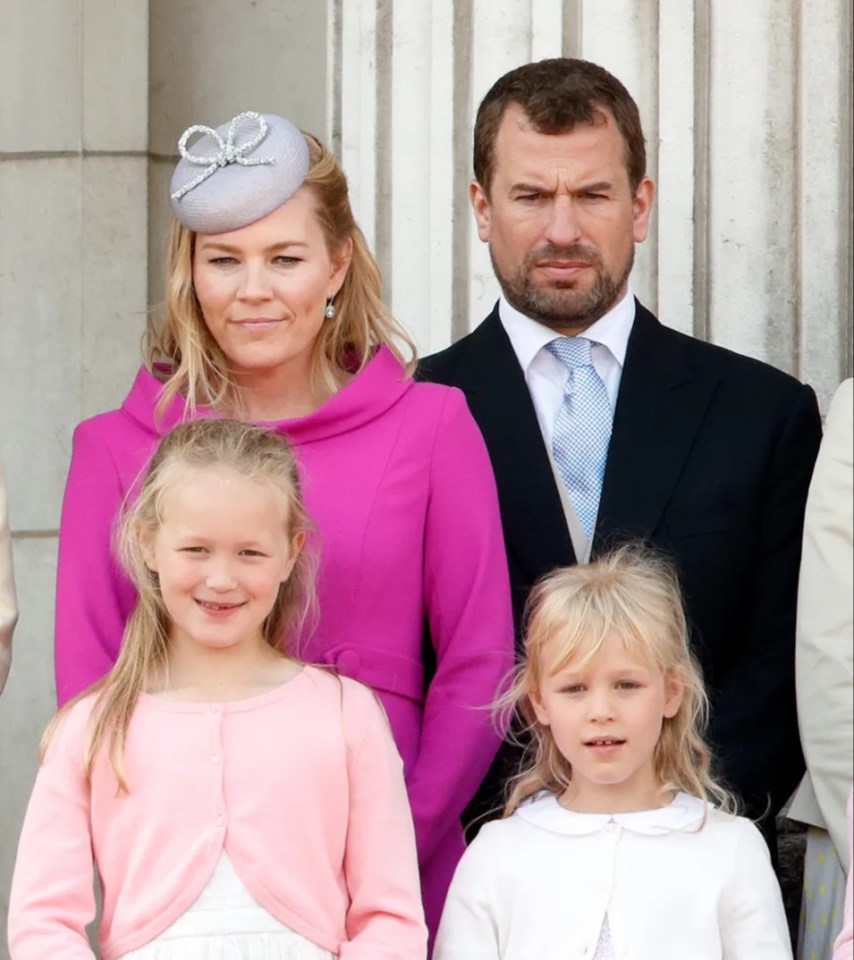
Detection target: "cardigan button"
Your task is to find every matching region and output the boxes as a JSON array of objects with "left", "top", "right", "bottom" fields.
[{"left": 216, "top": 816, "right": 225, "bottom": 827}]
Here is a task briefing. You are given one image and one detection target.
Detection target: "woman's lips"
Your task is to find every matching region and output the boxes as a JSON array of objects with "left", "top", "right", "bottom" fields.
[{"left": 232, "top": 317, "right": 281, "bottom": 330}]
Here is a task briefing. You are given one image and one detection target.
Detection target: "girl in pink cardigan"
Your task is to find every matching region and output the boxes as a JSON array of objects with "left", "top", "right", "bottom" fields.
[{"left": 10, "top": 419, "right": 427, "bottom": 960}]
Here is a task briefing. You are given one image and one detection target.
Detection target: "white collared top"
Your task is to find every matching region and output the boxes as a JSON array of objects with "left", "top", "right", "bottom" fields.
[
  {"left": 515, "top": 790, "right": 708, "bottom": 837},
  {"left": 499, "top": 287, "right": 635, "bottom": 447},
  {"left": 434, "top": 792, "right": 792, "bottom": 960}
]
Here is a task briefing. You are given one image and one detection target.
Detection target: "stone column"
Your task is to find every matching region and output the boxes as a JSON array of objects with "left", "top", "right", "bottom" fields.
[
  {"left": 0, "top": 2, "right": 149, "bottom": 949},
  {"left": 332, "top": 0, "right": 853, "bottom": 406}
]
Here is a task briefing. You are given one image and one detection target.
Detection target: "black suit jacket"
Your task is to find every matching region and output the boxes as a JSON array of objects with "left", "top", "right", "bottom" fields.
[{"left": 419, "top": 300, "right": 823, "bottom": 822}]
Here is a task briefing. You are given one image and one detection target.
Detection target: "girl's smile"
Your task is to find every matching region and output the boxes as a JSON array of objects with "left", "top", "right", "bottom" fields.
[{"left": 195, "top": 598, "right": 247, "bottom": 618}]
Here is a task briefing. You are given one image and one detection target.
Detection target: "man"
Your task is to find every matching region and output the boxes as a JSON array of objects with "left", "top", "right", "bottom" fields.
[{"left": 420, "top": 58, "right": 822, "bottom": 836}]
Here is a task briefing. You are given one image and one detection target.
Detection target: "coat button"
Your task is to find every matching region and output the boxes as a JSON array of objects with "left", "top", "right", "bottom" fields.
[{"left": 336, "top": 650, "right": 361, "bottom": 675}]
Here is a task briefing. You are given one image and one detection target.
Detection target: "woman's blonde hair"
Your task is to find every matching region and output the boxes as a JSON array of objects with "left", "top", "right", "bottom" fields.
[
  {"left": 502, "top": 543, "right": 736, "bottom": 817},
  {"left": 42, "top": 419, "right": 317, "bottom": 790},
  {"left": 145, "top": 133, "right": 416, "bottom": 417}
]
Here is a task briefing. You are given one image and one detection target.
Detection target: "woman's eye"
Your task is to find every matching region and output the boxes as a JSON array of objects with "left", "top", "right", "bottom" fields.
[
  {"left": 208, "top": 256, "right": 238, "bottom": 266},
  {"left": 240, "top": 549, "right": 267, "bottom": 558},
  {"left": 562, "top": 684, "right": 585, "bottom": 694},
  {"left": 273, "top": 256, "right": 301, "bottom": 266},
  {"left": 616, "top": 680, "right": 640, "bottom": 690},
  {"left": 180, "top": 546, "right": 207, "bottom": 554}
]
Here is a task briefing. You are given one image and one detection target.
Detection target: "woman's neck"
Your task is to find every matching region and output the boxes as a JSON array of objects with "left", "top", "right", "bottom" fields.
[{"left": 230, "top": 363, "right": 334, "bottom": 422}]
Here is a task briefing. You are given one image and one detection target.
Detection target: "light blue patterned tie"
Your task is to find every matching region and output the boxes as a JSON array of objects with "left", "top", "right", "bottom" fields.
[{"left": 546, "top": 337, "right": 612, "bottom": 539}]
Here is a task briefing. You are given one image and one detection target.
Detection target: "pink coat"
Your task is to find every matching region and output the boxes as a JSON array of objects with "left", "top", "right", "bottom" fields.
[
  {"left": 54, "top": 347, "right": 514, "bottom": 937},
  {"left": 10, "top": 669, "right": 427, "bottom": 959}
]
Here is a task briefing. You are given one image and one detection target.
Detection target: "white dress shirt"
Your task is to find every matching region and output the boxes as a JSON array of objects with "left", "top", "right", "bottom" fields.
[
  {"left": 434, "top": 792, "right": 792, "bottom": 960},
  {"left": 499, "top": 287, "right": 635, "bottom": 448}
]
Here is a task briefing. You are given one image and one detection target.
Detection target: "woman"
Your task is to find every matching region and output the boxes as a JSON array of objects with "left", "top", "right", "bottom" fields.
[{"left": 54, "top": 111, "right": 514, "bottom": 937}]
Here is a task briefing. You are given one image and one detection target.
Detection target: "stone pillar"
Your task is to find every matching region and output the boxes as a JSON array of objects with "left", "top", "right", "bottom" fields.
[
  {"left": 332, "top": 0, "right": 853, "bottom": 407},
  {"left": 0, "top": 1, "right": 149, "bottom": 949}
]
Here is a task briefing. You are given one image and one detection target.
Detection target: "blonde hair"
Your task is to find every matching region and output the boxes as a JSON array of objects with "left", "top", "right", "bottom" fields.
[
  {"left": 502, "top": 544, "right": 736, "bottom": 818},
  {"left": 42, "top": 419, "right": 317, "bottom": 790},
  {"left": 145, "top": 133, "right": 416, "bottom": 417}
]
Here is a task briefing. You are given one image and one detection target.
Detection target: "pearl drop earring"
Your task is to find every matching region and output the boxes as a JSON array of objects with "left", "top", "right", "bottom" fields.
[{"left": 325, "top": 299, "right": 336, "bottom": 319}]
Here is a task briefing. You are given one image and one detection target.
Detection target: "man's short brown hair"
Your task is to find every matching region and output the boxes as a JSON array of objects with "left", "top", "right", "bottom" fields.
[{"left": 473, "top": 58, "right": 647, "bottom": 195}]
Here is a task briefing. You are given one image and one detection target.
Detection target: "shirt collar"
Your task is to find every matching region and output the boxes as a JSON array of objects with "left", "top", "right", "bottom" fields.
[
  {"left": 499, "top": 285, "right": 636, "bottom": 375},
  {"left": 515, "top": 791, "right": 709, "bottom": 836}
]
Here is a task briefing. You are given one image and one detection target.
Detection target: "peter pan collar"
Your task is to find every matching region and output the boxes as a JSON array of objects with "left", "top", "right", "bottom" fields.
[{"left": 515, "top": 791, "right": 708, "bottom": 836}]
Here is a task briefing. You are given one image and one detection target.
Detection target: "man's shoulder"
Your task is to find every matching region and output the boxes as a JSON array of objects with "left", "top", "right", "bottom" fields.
[
  {"left": 417, "top": 307, "right": 505, "bottom": 385},
  {"left": 637, "top": 304, "right": 813, "bottom": 400}
]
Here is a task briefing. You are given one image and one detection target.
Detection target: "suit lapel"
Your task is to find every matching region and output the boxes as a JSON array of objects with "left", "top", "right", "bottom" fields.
[
  {"left": 453, "top": 309, "right": 577, "bottom": 575},
  {"left": 594, "top": 302, "right": 720, "bottom": 552}
]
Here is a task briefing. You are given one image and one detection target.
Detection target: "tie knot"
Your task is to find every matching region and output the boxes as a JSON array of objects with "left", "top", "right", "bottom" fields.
[{"left": 547, "top": 336, "right": 595, "bottom": 368}]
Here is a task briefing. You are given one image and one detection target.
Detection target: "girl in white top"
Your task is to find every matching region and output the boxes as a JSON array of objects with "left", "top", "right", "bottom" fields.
[{"left": 434, "top": 545, "right": 792, "bottom": 960}]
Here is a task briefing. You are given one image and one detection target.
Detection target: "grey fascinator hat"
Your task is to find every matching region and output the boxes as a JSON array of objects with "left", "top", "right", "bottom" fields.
[{"left": 169, "top": 111, "right": 310, "bottom": 233}]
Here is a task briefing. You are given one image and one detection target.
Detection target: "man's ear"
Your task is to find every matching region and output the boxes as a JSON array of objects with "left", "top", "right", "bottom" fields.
[
  {"left": 469, "top": 179, "right": 492, "bottom": 244},
  {"left": 632, "top": 176, "right": 655, "bottom": 244}
]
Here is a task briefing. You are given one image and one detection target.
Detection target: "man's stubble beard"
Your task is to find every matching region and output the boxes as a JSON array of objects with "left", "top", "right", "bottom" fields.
[{"left": 491, "top": 242, "right": 634, "bottom": 333}]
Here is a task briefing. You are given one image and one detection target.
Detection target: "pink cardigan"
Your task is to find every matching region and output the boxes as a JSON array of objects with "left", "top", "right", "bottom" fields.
[
  {"left": 834, "top": 787, "right": 853, "bottom": 960},
  {"left": 54, "top": 347, "right": 514, "bottom": 935},
  {"left": 8, "top": 668, "right": 427, "bottom": 959}
]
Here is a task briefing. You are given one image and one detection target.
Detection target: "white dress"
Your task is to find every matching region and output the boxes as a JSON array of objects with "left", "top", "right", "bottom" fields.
[
  {"left": 120, "top": 851, "right": 337, "bottom": 959},
  {"left": 592, "top": 916, "right": 616, "bottom": 960}
]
